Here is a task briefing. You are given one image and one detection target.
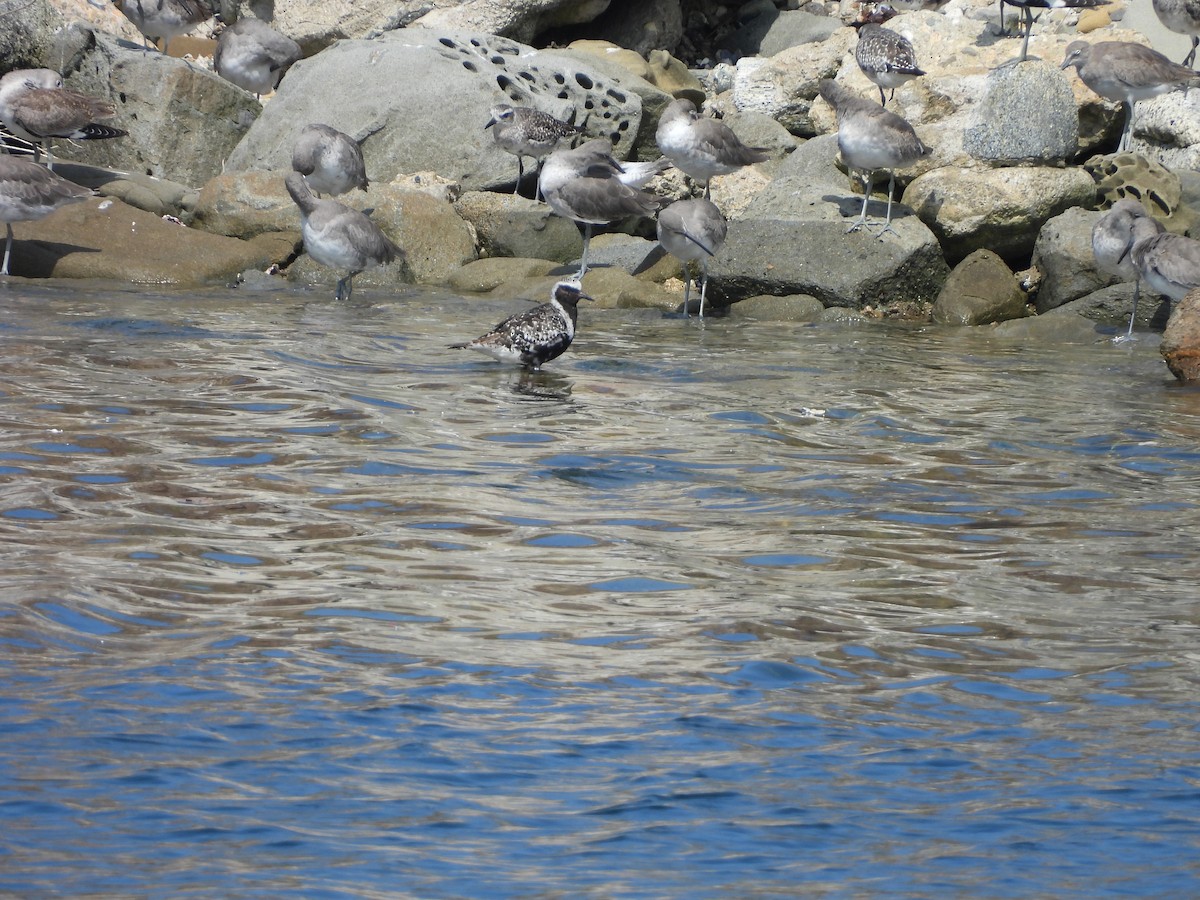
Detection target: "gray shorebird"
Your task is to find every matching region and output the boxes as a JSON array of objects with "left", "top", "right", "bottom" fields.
[
  {"left": 284, "top": 171, "right": 402, "bottom": 302},
  {"left": 214, "top": 17, "right": 301, "bottom": 98},
  {"left": 538, "top": 138, "right": 661, "bottom": 279},
  {"left": 1092, "top": 199, "right": 1165, "bottom": 340},
  {"left": 484, "top": 103, "right": 581, "bottom": 197},
  {"left": 655, "top": 98, "right": 769, "bottom": 198},
  {"left": 112, "top": 0, "right": 214, "bottom": 53},
  {"left": 0, "top": 156, "right": 92, "bottom": 276},
  {"left": 1061, "top": 40, "right": 1200, "bottom": 151},
  {"left": 819, "top": 79, "right": 931, "bottom": 238},
  {"left": 292, "top": 124, "right": 368, "bottom": 198},
  {"left": 449, "top": 280, "right": 594, "bottom": 370},
  {"left": 852, "top": 6, "right": 925, "bottom": 106},
  {"left": 1002, "top": 0, "right": 1108, "bottom": 65},
  {"left": 1153, "top": 0, "right": 1200, "bottom": 67},
  {"left": 0, "top": 69, "right": 127, "bottom": 170},
  {"left": 1129, "top": 215, "right": 1200, "bottom": 311},
  {"left": 656, "top": 198, "right": 728, "bottom": 318}
]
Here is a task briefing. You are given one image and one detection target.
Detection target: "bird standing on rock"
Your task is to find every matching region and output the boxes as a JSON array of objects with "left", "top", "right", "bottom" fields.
[
  {"left": 0, "top": 156, "right": 92, "bottom": 276},
  {"left": 449, "top": 280, "right": 593, "bottom": 370},
  {"left": 484, "top": 103, "right": 581, "bottom": 198},
  {"left": 1001, "top": 0, "right": 1109, "bottom": 66},
  {"left": 111, "top": 0, "right": 215, "bottom": 54},
  {"left": 1092, "top": 199, "right": 1165, "bottom": 341},
  {"left": 657, "top": 198, "right": 728, "bottom": 318},
  {"left": 292, "top": 124, "right": 368, "bottom": 198},
  {"left": 284, "top": 171, "right": 403, "bottom": 302},
  {"left": 214, "top": 17, "right": 302, "bottom": 98},
  {"left": 819, "top": 79, "right": 931, "bottom": 238},
  {"left": 0, "top": 69, "right": 127, "bottom": 170},
  {"left": 655, "top": 98, "right": 769, "bottom": 198},
  {"left": 852, "top": 5, "right": 925, "bottom": 106},
  {"left": 1152, "top": 0, "right": 1200, "bottom": 67}
]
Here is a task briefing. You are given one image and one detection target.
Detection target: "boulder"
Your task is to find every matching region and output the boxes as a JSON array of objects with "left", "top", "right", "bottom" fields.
[
  {"left": 562, "top": 0, "right": 685, "bottom": 58},
  {"left": 963, "top": 61, "right": 1078, "bottom": 164},
  {"left": 446, "top": 257, "right": 561, "bottom": 293},
  {"left": 1068, "top": 282, "right": 1172, "bottom": 331},
  {"left": 905, "top": 165, "right": 1098, "bottom": 265},
  {"left": 454, "top": 191, "right": 582, "bottom": 262},
  {"left": 8, "top": 197, "right": 295, "bottom": 284},
  {"left": 933, "top": 249, "right": 1028, "bottom": 325},
  {"left": 1160, "top": 288, "right": 1200, "bottom": 381},
  {"left": 732, "top": 293, "right": 826, "bottom": 320},
  {"left": 726, "top": 8, "right": 842, "bottom": 59},
  {"left": 989, "top": 307, "right": 1106, "bottom": 342},
  {"left": 224, "top": 30, "right": 647, "bottom": 191},
  {"left": 1032, "top": 206, "right": 1107, "bottom": 312},
  {"left": 411, "top": 0, "right": 615, "bottom": 44},
  {"left": 1128, "top": 91, "right": 1200, "bottom": 172},
  {"left": 732, "top": 28, "right": 855, "bottom": 135}
]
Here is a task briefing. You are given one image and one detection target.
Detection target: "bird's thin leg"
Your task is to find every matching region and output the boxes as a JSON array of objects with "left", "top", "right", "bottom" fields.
[
  {"left": 848, "top": 170, "right": 873, "bottom": 233},
  {"left": 534, "top": 159, "right": 545, "bottom": 201},
  {"left": 514, "top": 157, "right": 523, "bottom": 195},
  {"left": 1116, "top": 279, "right": 1142, "bottom": 343},
  {"left": 875, "top": 170, "right": 900, "bottom": 239},
  {"left": 699, "top": 258, "right": 710, "bottom": 319},
  {"left": 681, "top": 263, "right": 692, "bottom": 317},
  {"left": 703, "top": 179, "right": 712, "bottom": 200},
  {"left": 577, "top": 224, "right": 593, "bottom": 278},
  {"left": 1185, "top": 37, "right": 1199, "bottom": 68},
  {"left": 879, "top": 85, "right": 887, "bottom": 106},
  {"left": 1018, "top": 9, "right": 1034, "bottom": 62},
  {"left": 44, "top": 141, "right": 54, "bottom": 172},
  {"left": 2, "top": 223, "right": 13, "bottom": 276},
  {"left": 1119, "top": 103, "right": 1134, "bottom": 152},
  {"left": 336, "top": 274, "right": 353, "bottom": 302}
]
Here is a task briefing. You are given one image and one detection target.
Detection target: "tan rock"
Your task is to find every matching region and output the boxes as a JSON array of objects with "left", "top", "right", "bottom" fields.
[
  {"left": 1161, "top": 288, "right": 1200, "bottom": 382},
  {"left": 933, "top": 249, "right": 1028, "bottom": 325}
]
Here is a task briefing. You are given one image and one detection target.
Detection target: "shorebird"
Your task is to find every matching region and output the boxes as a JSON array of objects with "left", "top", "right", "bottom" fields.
[
  {"left": 214, "top": 17, "right": 301, "bottom": 98},
  {"left": 1002, "top": 0, "right": 1109, "bottom": 65},
  {"left": 1092, "top": 199, "right": 1165, "bottom": 340},
  {"left": 819, "top": 79, "right": 931, "bottom": 238},
  {"left": 284, "top": 171, "right": 402, "bottom": 301},
  {"left": 0, "top": 69, "right": 127, "bottom": 170},
  {"left": 1129, "top": 215, "right": 1200, "bottom": 311},
  {"left": 0, "top": 155, "right": 92, "bottom": 276},
  {"left": 852, "top": 5, "right": 925, "bottom": 106},
  {"left": 538, "top": 138, "right": 661, "bottom": 279},
  {"left": 1153, "top": 0, "right": 1200, "bottom": 67},
  {"left": 292, "top": 124, "right": 368, "bottom": 198},
  {"left": 111, "top": 0, "right": 214, "bottom": 54},
  {"left": 449, "top": 280, "right": 593, "bottom": 370},
  {"left": 656, "top": 198, "right": 728, "bottom": 318},
  {"left": 655, "top": 98, "right": 769, "bottom": 198},
  {"left": 1061, "top": 40, "right": 1200, "bottom": 151},
  {"left": 484, "top": 103, "right": 581, "bottom": 197}
]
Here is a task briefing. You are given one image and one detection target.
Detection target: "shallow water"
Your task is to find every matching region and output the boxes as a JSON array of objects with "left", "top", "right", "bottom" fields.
[{"left": 2, "top": 279, "right": 1199, "bottom": 897}]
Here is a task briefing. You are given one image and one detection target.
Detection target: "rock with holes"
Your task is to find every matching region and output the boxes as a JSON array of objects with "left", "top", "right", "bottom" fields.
[
  {"left": 1084, "top": 152, "right": 1199, "bottom": 235},
  {"left": 224, "top": 29, "right": 645, "bottom": 192}
]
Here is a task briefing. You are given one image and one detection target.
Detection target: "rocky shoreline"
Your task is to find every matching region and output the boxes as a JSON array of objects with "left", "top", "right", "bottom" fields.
[{"left": 3, "top": 0, "right": 1199, "bottom": 345}]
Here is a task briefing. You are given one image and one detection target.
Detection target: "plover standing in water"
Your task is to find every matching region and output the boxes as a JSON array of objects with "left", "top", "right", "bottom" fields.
[
  {"left": 1129, "top": 215, "right": 1200, "bottom": 309},
  {"left": 656, "top": 198, "right": 728, "bottom": 318},
  {"left": 484, "top": 103, "right": 581, "bottom": 197},
  {"left": 1002, "top": 0, "right": 1109, "bottom": 65},
  {"left": 1061, "top": 40, "right": 1200, "bottom": 151},
  {"left": 1092, "top": 199, "right": 1165, "bottom": 340},
  {"left": 284, "top": 171, "right": 403, "bottom": 301},
  {"left": 1152, "top": 0, "right": 1200, "bottom": 66},
  {"left": 655, "top": 98, "right": 769, "bottom": 198},
  {"left": 449, "top": 280, "right": 594, "bottom": 370},
  {"left": 538, "top": 138, "right": 661, "bottom": 279},
  {"left": 819, "top": 79, "right": 931, "bottom": 238},
  {"left": 214, "top": 17, "right": 301, "bottom": 98},
  {"left": 0, "top": 156, "right": 92, "bottom": 276},
  {"left": 852, "top": 5, "right": 925, "bottom": 106},
  {"left": 112, "top": 0, "right": 214, "bottom": 53},
  {"left": 292, "top": 124, "right": 368, "bottom": 198},
  {"left": 0, "top": 69, "right": 127, "bottom": 170}
]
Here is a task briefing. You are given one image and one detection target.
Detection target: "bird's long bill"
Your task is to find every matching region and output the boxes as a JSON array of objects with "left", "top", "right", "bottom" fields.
[{"left": 484, "top": 118, "right": 496, "bottom": 130}]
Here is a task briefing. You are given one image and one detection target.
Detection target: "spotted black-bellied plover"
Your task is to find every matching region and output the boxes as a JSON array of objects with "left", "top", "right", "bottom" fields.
[
  {"left": 1153, "top": 0, "right": 1200, "bottom": 66},
  {"left": 819, "top": 79, "right": 931, "bottom": 238},
  {"left": 0, "top": 69, "right": 127, "bottom": 170},
  {"left": 1061, "top": 40, "right": 1200, "bottom": 151},
  {"left": 449, "top": 280, "right": 593, "bottom": 370},
  {"left": 657, "top": 198, "right": 727, "bottom": 318},
  {"left": 852, "top": 5, "right": 925, "bottom": 106},
  {"left": 1092, "top": 199, "right": 1165, "bottom": 341},
  {"left": 655, "top": 98, "right": 769, "bottom": 198},
  {"left": 1129, "top": 215, "right": 1200, "bottom": 312},
  {"left": 0, "top": 156, "right": 92, "bottom": 276},
  {"left": 214, "top": 17, "right": 301, "bottom": 98},
  {"left": 112, "top": 0, "right": 214, "bottom": 53},
  {"left": 284, "top": 171, "right": 402, "bottom": 301},
  {"left": 538, "top": 138, "right": 662, "bottom": 279},
  {"left": 484, "top": 103, "right": 581, "bottom": 197},
  {"left": 1002, "top": 0, "right": 1108, "bottom": 65},
  {"left": 292, "top": 124, "right": 368, "bottom": 198}
]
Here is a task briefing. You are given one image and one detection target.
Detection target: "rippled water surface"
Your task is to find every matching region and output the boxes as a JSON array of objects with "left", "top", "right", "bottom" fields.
[{"left": 2, "top": 280, "right": 1199, "bottom": 897}]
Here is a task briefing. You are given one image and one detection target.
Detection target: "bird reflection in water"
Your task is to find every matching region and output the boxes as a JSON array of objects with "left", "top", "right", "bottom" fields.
[{"left": 510, "top": 369, "right": 573, "bottom": 402}]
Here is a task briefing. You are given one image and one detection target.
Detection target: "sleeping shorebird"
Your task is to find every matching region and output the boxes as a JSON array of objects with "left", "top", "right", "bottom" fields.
[
  {"left": 1129, "top": 215, "right": 1200, "bottom": 315},
  {"left": 1061, "top": 40, "right": 1200, "bottom": 151},
  {"left": 852, "top": 5, "right": 925, "bottom": 106},
  {"left": 655, "top": 98, "right": 769, "bottom": 198},
  {"left": 656, "top": 198, "right": 728, "bottom": 318},
  {"left": 538, "top": 138, "right": 662, "bottom": 279},
  {"left": 111, "top": 0, "right": 214, "bottom": 54},
  {"left": 1152, "top": 0, "right": 1200, "bottom": 67},
  {"left": 484, "top": 103, "right": 581, "bottom": 198},
  {"left": 284, "top": 171, "right": 403, "bottom": 301},
  {"left": 0, "top": 69, "right": 127, "bottom": 170},
  {"left": 214, "top": 17, "right": 301, "bottom": 98},
  {"left": 449, "top": 280, "right": 594, "bottom": 370},
  {"left": 819, "top": 79, "right": 931, "bottom": 238},
  {"left": 1092, "top": 199, "right": 1165, "bottom": 341},
  {"left": 291, "top": 124, "right": 368, "bottom": 198},
  {"left": 0, "top": 156, "right": 93, "bottom": 276}
]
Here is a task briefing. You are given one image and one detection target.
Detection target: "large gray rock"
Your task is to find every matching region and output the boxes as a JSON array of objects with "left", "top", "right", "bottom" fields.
[
  {"left": 1128, "top": 91, "right": 1200, "bottom": 171},
  {"left": 1032, "top": 207, "right": 1108, "bottom": 312},
  {"left": 1069, "top": 283, "right": 1172, "bottom": 330},
  {"left": 732, "top": 28, "right": 854, "bottom": 135},
  {"left": 727, "top": 8, "right": 842, "bottom": 59},
  {"left": 225, "top": 30, "right": 646, "bottom": 191},
  {"left": 933, "top": 249, "right": 1028, "bottom": 325},
  {"left": 454, "top": 191, "right": 582, "bottom": 261},
  {"left": 412, "top": 0, "right": 615, "bottom": 44},
  {"left": 963, "top": 61, "right": 1078, "bottom": 164}
]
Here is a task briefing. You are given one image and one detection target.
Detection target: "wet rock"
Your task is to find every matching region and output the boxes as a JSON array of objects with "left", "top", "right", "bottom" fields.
[
  {"left": 989, "top": 307, "right": 1107, "bottom": 342},
  {"left": 1032, "top": 207, "right": 1107, "bottom": 312},
  {"left": 933, "top": 249, "right": 1028, "bottom": 325},
  {"left": 1069, "top": 283, "right": 1172, "bottom": 331},
  {"left": 963, "top": 61, "right": 1078, "bottom": 164},
  {"left": 446, "top": 258, "right": 561, "bottom": 293},
  {"left": 905, "top": 165, "right": 1097, "bottom": 265},
  {"left": 578, "top": 266, "right": 683, "bottom": 310},
  {"left": 454, "top": 192, "right": 581, "bottom": 263},
  {"left": 10, "top": 197, "right": 296, "bottom": 284},
  {"left": 1161, "top": 289, "right": 1200, "bottom": 381},
  {"left": 732, "top": 293, "right": 825, "bottom": 320}
]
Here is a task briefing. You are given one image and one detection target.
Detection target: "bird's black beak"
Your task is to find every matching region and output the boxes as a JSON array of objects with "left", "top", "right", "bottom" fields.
[{"left": 484, "top": 118, "right": 496, "bottom": 130}]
